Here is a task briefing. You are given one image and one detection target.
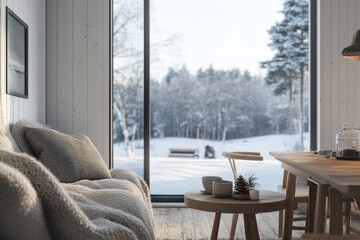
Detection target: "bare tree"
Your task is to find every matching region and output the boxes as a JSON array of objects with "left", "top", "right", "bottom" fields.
[{"left": 113, "top": 0, "right": 180, "bottom": 157}]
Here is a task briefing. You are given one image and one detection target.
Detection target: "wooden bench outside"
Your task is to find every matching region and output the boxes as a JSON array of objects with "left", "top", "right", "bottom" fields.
[{"left": 168, "top": 148, "right": 199, "bottom": 158}]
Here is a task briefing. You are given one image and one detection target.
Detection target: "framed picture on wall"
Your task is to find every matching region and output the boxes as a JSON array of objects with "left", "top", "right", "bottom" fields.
[{"left": 6, "top": 7, "right": 28, "bottom": 98}]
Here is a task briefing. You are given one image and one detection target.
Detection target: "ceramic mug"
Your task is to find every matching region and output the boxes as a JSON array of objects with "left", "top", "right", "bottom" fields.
[
  {"left": 212, "top": 180, "right": 233, "bottom": 196},
  {"left": 249, "top": 189, "right": 260, "bottom": 200},
  {"left": 202, "top": 176, "right": 222, "bottom": 192}
]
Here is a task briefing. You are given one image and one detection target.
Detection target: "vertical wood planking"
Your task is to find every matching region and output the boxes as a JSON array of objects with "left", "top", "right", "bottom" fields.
[
  {"left": 57, "top": 0, "right": 73, "bottom": 133},
  {"left": 12, "top": 0, "right": 19, "bottom": 123},
  {"left": 356, "top": 0, "right": 360, "bottom": 122},
  {"left": 34, "top": 0, "right": 47, "bottom": 123},
  {"left": 22, "top": 0, "right": 28, "bottom": 120},
  {"left": 6, "top": 0, "right": 15, "bottom": 124},
  {"left": 65, "top": 0, "right": 74, "bottom": 133},
  {"left": 102, "top": 0, "right": 110, "bottom": 164},
  {"left": 72, "top": 0, "right": 88, "bottom": 134},
  {"left": 0, "top": 0, "right": 5, "bottom": 120},
  {"left": 330, "top": 0, "right": 340, "bottom": 149},
  {"left": 317, "top": 0, "right": 322, "bottom": 148},
  {"left": 320, "top": 0, "right": 333, "bottom": 149},
  {"left": 57, "top": 0, "right": 67, "bottom": 131},
  {"left": 18, "top": 0, "right": 24, "bottom": 120},
  {"left": 319, "top": 0, "right": 360, "bottom": 149},
  {"left": 13, "top": 0, "right": 18, "bottom": 123},
  {"left": 47, "top": 0, "right": 111, "bottom": 163},
  {"left": 318, "top": 0, "right": 324, "bottom": 149},
  {"left": 338, "top": 1, "right": 348, "bottom": 136},
  {"left": 87, "top": 0, "right": 104, "bottom": 157},
  {"left": 25, "top": 0, "right": 32, "bottom": 120},
  {"left": 347, "top": 0, "right": 356, "bottom": 123},
  {"left": 338, "top": 0, "right": 347, "bottom": 135},
  {"left": 333, "top": 0, "right": 348, "bottom": 128},
  {"left": 46, "top": 0, "right": 58, "bottom": 126}
]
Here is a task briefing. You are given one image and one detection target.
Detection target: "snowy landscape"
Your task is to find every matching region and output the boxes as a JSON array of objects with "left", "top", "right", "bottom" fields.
[
  {"left": 112, "top": 0, "right": 310, "bottom": 195},
  {"left": 114, "top": 133, "right": 309, "bottom": 194}
]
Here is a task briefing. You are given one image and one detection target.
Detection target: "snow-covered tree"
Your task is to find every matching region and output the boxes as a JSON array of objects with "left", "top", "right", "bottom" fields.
[
  {"left": 150, "top": 66, "right": 276, "bottom": 141},
  {"left": 261, "top": 0, "right": 309, "bottom": 150}
]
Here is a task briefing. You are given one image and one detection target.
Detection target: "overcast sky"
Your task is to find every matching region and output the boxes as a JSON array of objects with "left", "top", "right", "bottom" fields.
[{"left": 151, "top": 0, "right": 284, "bottom": 78}]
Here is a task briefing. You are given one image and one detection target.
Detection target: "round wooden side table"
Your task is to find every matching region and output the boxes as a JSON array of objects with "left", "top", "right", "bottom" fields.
[{"left": 184, "top": 190, "right": 286, "bottom": 240}]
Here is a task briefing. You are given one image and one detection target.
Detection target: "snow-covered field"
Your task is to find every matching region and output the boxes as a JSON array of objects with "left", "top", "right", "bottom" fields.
[{"left": 114, "top": 133, "right": 309, "bottom": 194}]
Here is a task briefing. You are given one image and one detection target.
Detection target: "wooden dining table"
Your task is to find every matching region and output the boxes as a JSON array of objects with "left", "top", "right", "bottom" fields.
[{"left": 270, "top": 151, "right": 360, "bottom": 239}]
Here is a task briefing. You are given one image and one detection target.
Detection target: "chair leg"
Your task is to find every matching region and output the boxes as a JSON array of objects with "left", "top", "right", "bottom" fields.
[
  {"left": 314, "top": 184, "right": 328, "bottom": 233},
  {"left": 344, "top": 201, "right": 351, "bottom": 235},
  {"left": 283, "top": 173, "right": 297, "bottom": 240},
  {"left": 278, "top": 210, "right": 284, "bottom": 238},
  {"left": 306, "top": 178, "right": 318, "bottom": 233},
  {"left": 329, "top": 187, "right": 343, "bottom": 235}
]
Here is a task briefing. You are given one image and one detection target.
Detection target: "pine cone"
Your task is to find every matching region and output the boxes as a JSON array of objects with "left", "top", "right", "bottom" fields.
[{"left": 234, "top": 175, "right": 249, "bottom": 194}]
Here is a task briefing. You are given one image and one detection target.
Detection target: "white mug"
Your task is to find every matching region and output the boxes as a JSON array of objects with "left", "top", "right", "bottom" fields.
[
  {"left": 212, "top": 180, "right": 233, "bottom": 196},
  {"left": 249, "top": 189, "right": 259, "bottom": 200},
  {"left": 202, "top": 176, "right": 222, "bottom": 192}
]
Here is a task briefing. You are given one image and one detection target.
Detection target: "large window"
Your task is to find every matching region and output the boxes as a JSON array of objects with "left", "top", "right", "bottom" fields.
[{"left": 113, "top": 0, "right": 313, "bottom": 197}]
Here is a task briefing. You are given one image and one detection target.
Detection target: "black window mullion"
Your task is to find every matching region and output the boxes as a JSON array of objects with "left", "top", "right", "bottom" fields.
[
  {"left": 144, "top": 0, "right": 150, "bottom": 186},
  {"left": 310, "top": 0, "right": 317, "bottom": 151}
]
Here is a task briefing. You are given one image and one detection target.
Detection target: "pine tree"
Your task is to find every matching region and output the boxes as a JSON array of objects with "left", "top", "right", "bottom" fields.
[{"left": 261, "top": 0, "right": 309, "bottom": 150}]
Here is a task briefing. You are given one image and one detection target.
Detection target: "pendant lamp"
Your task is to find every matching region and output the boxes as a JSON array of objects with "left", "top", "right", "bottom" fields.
[{"left": 342, "top": 29, "right": 360, "bottom": 60}]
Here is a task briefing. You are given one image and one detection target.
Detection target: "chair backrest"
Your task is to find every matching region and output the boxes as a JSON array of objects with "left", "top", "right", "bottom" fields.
[
  {"left": 222, "top": 151, "right": 263, "bottom": 182},
  {"left": 282, "top": 170, "right": 289, "bottom": 188},
  {"left": 221, "top": 151, "right": 263, "bottom": 161}
]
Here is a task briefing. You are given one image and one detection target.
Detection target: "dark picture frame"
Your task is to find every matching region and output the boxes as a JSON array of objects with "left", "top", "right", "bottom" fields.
[{"left": 6, "top": 7, "right": 28, "bottom": 98}]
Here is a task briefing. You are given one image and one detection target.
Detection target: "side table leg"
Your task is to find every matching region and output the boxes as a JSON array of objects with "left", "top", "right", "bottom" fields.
[
  {"left": 230, "top": 214, "right": 238, "bottom": 240},
  {"left": 283, "top": 172, "right": 296, "bottom": 240},
  {"left": 244, "top": 214, "right": 259, "bottom": 240},
  {"left": 211, "top": 212, "right": 221, "bottom": 240}
]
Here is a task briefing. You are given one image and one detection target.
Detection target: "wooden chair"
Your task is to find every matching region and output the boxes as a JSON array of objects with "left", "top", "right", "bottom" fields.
[
  {"left": 349, "top": 199, "right": 360, "bottom": 235},
  {"left": 222, "top": 151, "right": 263, "bottom": 239},
  {"left": 307, "top": 179, "right": 352, "bottom": 235},
  {"left": 280, "top": 173, "right": 352, "bottom": 238},
  {"left": 278, "top": 170, "right": 309, "bottom": 238}
]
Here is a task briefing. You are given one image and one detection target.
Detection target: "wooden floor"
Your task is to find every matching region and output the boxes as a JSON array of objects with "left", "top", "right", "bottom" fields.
[{"left": 154, "top": 207, "right": 304, "bottom": 240}]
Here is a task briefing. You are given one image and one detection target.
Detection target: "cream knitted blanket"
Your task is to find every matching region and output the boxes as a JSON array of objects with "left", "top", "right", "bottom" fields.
[{"left": 0, "top": 150, "right": 155, "bottom": 240}]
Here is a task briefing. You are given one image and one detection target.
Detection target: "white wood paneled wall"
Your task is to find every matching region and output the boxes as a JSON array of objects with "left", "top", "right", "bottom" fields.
[
  {"left": 46, "top": 0, "right": 111, "bottom": 166},
  {"left": 318, "top": 0, "right": 360, "bottom": 150},
  {"left": 0, "top": 0, "right": 46, "bottom": 124}
]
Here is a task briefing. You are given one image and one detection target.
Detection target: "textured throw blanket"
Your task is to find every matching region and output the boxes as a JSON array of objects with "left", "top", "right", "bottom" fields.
[{"left": 0, "top": 150, "right": 155, "bottom": 240}]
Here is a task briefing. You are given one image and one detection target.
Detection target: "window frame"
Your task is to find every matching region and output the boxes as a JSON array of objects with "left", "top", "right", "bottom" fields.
[{"left": 111, "top": 0, "right": 317, "bottom": 203}]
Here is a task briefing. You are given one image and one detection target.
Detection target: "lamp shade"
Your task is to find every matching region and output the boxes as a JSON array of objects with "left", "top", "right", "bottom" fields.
[{"left": 342, "top": 29, "right": 360, "bottom": 60}]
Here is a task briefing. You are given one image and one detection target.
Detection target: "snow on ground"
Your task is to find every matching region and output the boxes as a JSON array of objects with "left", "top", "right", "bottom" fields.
[{"left": 114, "top": 133, "right": 309, "bottom": 194}]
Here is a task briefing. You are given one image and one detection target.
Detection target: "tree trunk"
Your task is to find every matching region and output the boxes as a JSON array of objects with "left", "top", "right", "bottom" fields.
[
  {"left": 222, "top": 103, "right": 229, "bottom": 142},
  {"left": 217, "top": 108, "right": 222, "bottom": 141},
  {"left": 288, "top": 79, "right": 294, "bottom": 135},
  {"left": 114, "top": 102, "right": 134, "bottom": 158},
  {"left": 222, "top": 126, "right": 227, "bottom": 142},
  {"left": 172, "top": 106, "right": 176, "bottom": 137},
  {"left": 300, "top": 65, "right": 305, "bottom": 150}
]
